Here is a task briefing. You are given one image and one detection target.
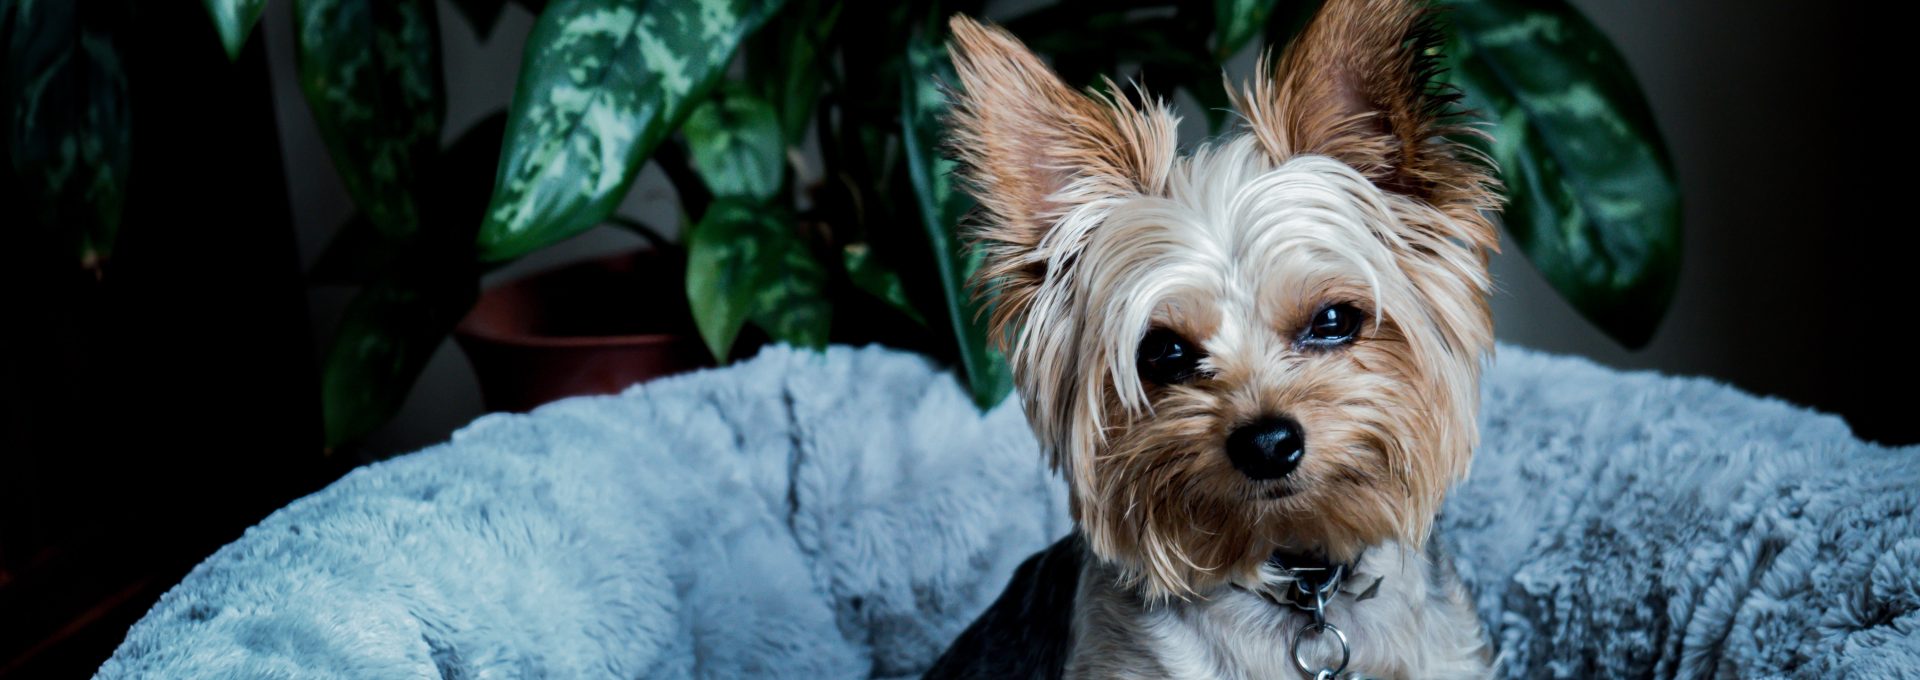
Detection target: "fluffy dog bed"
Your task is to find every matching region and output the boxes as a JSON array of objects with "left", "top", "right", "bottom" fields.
[{"left": 96, "top": 345, "right": 1918, "bottom": 678}]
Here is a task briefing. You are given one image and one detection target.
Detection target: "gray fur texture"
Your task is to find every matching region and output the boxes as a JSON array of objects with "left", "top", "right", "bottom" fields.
[{"left": 94, "top": 344, "right": 1918, "bottom": 678}]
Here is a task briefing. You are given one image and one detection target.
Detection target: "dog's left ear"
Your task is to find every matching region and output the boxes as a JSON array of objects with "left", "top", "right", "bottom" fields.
[
  {"left": 945, "top": 15, "right": 1180, "bottom": 343},
  {"left": 1237, "top": 0, "right": 1497, "bottom": 236}
]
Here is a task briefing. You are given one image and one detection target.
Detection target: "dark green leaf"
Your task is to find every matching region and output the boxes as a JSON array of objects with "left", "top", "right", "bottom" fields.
[
  {"left": 843, "top": 243, "right": 925, "bottom": 326},
  {"left": 902, "top": 34, "right": 1012, "bottom": 411},
  {"left": 1214, "top": 0, "right": 1276, "bottom": 59},
  {"left": 5, "top": 1, "right": 130, "bottom": 271},
  {"left": 320, "top": 275, "right": 476, "bottom": 446},
  {"left": 448, "top": 0, "right": 509, "bottom": 39},
  {"left": 683, "top": 85, "right": 784, "bottom": 203},
  {"left": 747, "top": 235, "right": 830, "bottom": 349},
  {"left": 682, "top": 201, "right": 769, "bottom": 359},
  {"left": 310, "top": 112, "right": 508, "bottom": 284},
  {"left": 314, "top": 111, "right": 502, "bottom": 444},
  {"left": 1442, "top": 0, "right": 1681, "bottom": 347},
  {"left": 202, "top": 0, "right": 268, "bottom": 60},
  {"left": 295, "top": 0, "right": 446, "bottom": 240},
  {"left": 477, "top": 0, "right": 786, "bottom": 262},
  {"left": 684, "top": 199, "right": 828, "bottom": 360},
  {"left": 746, "top": 0, "right": 838, "bottom": 144}
]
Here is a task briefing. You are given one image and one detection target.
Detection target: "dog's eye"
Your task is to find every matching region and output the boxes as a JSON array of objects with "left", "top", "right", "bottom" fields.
[
  {"left": 1303, "top": 304, "right": 1364, "bottom": 346},
  {"left": 1137, "top": 328, "right": 1203, "bottom": 385}
]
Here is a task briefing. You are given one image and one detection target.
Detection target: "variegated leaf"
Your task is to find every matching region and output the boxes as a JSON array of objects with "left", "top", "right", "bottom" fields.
[
  {"left": 746, "top": 234, "right": 830, "bottom": 349},
  {"left": 310, "top": 113, "right": 508, "bottom": 284},
  {"left": 684, "top": 198, "right": 828, "bottom": 360},
  {"left": 202, "top": 0, "right": 268, "bottom": 61},
  {"left": 902, "top": 34, "right": 1012, "bottom": 411},
  {"left": 295, "top": 0, "right": 445, "bottom": 240},
  {"left": 1442, "top": 0, "right": 1681, "bottom": 348},
  {"left": 682, "top": 85, "right": 783, "bottom": 202},
  {"left": 478, "top": 0, "right": 785, "bottom": 262},
  {"left": 321, "top": 275, "right": 477, "bottom": 446},
  {"left": 5, "top": 1, "right": 131, "bottom": 271},
  {"left": 745, "top": 0, "right": 837, "bottom": 144}
]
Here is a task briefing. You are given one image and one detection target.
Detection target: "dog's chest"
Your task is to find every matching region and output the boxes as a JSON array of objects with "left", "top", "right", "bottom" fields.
[{"left": 1066, "top": 545, "right": 1491, "bottom": 680}]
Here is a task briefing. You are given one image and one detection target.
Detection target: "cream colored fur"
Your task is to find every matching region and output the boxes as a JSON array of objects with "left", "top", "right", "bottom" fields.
[
  {"left": 1069, "top": 543, "right": 1489, "bottom": 679},
  {"left": 946, "top": 0, "right": 1502, "bottom": 674}
]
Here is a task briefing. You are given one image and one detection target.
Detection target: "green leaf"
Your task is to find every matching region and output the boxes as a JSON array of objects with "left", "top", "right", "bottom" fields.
[
  {"left": 843, "top": 243, "right": 924, "bottom": 326},
  {"left": 746, "top": 0, "right": 838, "bottom": 144},
  {"left": 683, "top": 85, "right": 784, "bottom": 203},
  {"left": 746, "top": 234, "right": 830, "bottom": 349},
  {"left": 477, "top": 0, "right": 786, "bottom": 262},
  {"left": 1214, "top": 0, "right": 1276, "bottom": 59},
  {"left": 5, "top": 1, "right": 131, "bottom": 272},
  {"left": 902, "top": 34, "right": 1012, "bottom": 411},
  {"left": 295, "top": 0, "right": 446, "bottom": 240},
  {"left": 321, "top": 275, "right": 476, "bottom": 446},
  {"left": 310, "top": 112, "right": 509, "bottom": 284},
  {"left": 1442, "top": 0, "right": 1681, "bottom": 348},
  {"left": 684, "top": 199, "right": 828, "bottom": 360},
  {"left": 202, "top": 0, "right": 268, "bottom": 61},
  {"left": 311, "top": 110, "right": 508, "bottom": 445}
]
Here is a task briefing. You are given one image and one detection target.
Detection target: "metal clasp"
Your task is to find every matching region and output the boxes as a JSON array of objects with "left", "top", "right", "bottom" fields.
[{"left": 1289, "top": 565, "right": 1352, "bottom": 679}]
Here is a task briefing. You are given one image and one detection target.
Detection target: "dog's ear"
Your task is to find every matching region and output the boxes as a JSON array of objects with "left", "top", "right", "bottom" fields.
[
  {"left": 1236, "top": 0, "right": 1495, "bottom": 232},
  {"left": 945, "top": 16, "right": 1179, "bottom": 343}
]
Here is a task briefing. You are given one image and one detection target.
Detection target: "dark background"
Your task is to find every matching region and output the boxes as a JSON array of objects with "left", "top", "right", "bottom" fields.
[{"left": 3, "top": 0, "right": 1914, "bottom": 676}]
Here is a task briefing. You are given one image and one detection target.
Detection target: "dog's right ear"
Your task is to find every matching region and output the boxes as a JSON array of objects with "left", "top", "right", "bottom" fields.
[{"left": 945, "top": 16, "right": 1178, "bottom": 342}]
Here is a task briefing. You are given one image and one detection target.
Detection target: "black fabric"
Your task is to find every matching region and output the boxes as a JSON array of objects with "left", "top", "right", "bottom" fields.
[{"left": 922, "top": 532, "right": 1086, "bottom": 680}]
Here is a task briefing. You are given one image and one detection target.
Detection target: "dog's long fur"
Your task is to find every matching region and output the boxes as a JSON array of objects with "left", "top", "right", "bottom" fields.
[{"left": 931, "top": 0, "right": 1500, "bottom": 677}]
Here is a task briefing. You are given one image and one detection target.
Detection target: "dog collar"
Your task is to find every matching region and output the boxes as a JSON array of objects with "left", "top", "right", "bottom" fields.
[
  {"left": 1265, "top": 549, "right": 1361, "bottom": 602},
  {"left": 1262, "top": 549, "right": 1379, "bottom": 680}
]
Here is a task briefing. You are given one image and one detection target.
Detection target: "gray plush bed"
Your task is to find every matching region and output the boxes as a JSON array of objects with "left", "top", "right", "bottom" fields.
[{"left": 95, "top": 344, "right": 1919, "bottom": 678}]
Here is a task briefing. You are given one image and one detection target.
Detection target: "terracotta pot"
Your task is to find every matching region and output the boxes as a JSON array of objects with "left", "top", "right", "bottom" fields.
[{"left": 455, "top": 249, "right": 710, "bottom": 413}]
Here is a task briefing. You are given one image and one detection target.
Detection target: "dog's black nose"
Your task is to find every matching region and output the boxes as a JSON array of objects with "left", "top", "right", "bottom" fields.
[{"left": 1226, "top": 416, "right": 1305, "bottom": 480}]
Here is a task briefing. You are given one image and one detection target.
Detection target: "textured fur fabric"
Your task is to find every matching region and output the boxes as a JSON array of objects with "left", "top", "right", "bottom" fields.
[{"left": 96, "top": 344, "right": 1917, "bottom": 678}]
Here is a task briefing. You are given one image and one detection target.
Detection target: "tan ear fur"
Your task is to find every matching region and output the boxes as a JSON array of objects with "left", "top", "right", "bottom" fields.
[
  {"left": 945, "top": 16, "right": 1180, "bottom": 348},
  {"left": 1234, "top": 0, "right": 1499, "bottom": 250}
]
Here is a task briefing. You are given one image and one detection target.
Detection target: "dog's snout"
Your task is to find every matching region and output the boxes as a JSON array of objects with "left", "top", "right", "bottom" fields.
[{"left": 1226, "top": 416, "right": 1305, "bottom": 481}]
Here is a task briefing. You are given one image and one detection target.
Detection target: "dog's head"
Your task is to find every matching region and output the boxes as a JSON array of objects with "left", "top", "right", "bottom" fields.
[{"left": 948, "top": 0, "right": 1499, "bottom": 599}]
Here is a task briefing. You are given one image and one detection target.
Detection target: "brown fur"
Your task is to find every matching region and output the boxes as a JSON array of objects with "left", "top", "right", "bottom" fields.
[
  {"left": 1234, "top": 0, "right": 1502, "bottom": 230},
  {"left": 946, "top": 17, "right": 1181, "bottom": 380},
  {"left": 948, "top": 0, "right": 1500, "bottom": 606}
]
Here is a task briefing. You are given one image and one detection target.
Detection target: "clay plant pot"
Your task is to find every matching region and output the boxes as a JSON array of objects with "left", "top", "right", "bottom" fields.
[{"left": 455, "top": 248, "right": 711, "bottom": 413}]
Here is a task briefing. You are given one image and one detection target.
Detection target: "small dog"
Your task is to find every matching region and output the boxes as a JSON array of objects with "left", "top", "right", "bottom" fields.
[{"left": 926, "top": 0, "right": 1500, "bottom": 677}]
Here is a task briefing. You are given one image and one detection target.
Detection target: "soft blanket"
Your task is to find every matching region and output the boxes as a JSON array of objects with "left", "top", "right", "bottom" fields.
[{"left": 96, "top": 344, "right": 1918, "bottom": 678}]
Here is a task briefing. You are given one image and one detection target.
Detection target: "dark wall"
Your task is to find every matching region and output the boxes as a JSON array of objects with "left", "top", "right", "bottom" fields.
[
  {"left": 1495, "top": 0, "right": 1918, "bottom": 444},
  {"left": 0, "top": 5, "right": 338, "bottom": 675}
]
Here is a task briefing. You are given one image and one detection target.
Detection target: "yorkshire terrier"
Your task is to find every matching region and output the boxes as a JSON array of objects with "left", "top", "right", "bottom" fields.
[{"left": 925, "top": 0, "right": 1500, "bottom": 677}]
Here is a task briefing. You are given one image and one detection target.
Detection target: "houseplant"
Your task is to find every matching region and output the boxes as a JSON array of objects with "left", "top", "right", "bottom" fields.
[{"left": 184, "top": 0, "right": 1678, "bottom": 447}]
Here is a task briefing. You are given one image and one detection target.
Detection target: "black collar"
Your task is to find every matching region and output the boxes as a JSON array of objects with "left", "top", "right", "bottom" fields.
[
  {"left": 1246, "top": 548, "right": 1375, "bottom": 613},
  {"left": 1265, "top": 548, "right": 1358, "bottom": 596}
]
